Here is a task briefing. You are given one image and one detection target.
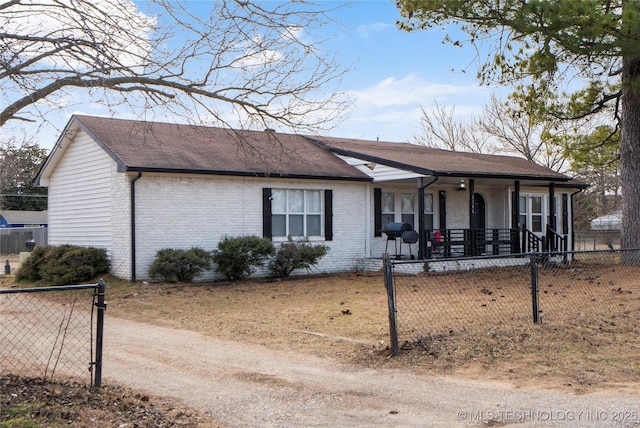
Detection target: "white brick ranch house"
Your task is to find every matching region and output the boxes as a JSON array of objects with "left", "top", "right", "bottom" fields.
[{"left": 36, "top": 115, "right": 586, "bottom": 281}]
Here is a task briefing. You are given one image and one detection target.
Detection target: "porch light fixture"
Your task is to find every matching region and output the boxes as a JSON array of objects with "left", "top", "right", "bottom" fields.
[{"left": 457, "top": 179, "right": 466, "bottom": 191}]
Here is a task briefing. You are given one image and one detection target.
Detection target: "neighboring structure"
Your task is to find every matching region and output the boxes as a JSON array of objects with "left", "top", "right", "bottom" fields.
[
  {"left": 36, "top": 115, "right": 586, "bottom": 281},
  {"left": 0, "top": 210, "right": 48, "bottom": 254},
  {"left": 0, "top": 210, "right": 48, "bottom": 228},
  {"left": 590, "top": 212, "right": 622, "bottom": 231}
]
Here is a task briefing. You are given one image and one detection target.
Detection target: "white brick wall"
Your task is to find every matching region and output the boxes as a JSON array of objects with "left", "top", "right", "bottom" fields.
[
  {"left": 109, "top": 172, "right": 134, "bottom": 279},
  {"left": 132, "top": 174, "right": 369, "bottom": 280}
]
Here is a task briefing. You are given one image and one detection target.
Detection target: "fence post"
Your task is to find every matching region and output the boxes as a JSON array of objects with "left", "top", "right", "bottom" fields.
[
  {"left": 530, "top": 254, "right": 540, "bottom": 324},
  {"left": 383, "top": 254, "right": 399, "bottom": 356},
  {"left": 93, "top": 279, "right": 106, "bottom": 387}
]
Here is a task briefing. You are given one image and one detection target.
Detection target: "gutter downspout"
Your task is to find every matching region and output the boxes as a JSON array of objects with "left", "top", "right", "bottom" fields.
[
  {"left": 418, "top": 176, "right": 439, "bottom": 259},
  {"left": 130, "top": 172, "right": 142, "bottom": 281}
]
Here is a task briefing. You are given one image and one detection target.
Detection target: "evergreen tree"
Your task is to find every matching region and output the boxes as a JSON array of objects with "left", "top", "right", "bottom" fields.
[
  {"left": 0, "top": 143, "right": 48, "bottom": 211},
  {"left": 397, "top": 1, "right": 640, "bottom": 259}
]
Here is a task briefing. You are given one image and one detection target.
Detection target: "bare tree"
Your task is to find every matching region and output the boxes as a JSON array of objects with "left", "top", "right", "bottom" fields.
[
  {"left": 413, "top": 102, "right": 493, "bottom": 153},
  {"left": 0, "top": 0, "right": 347, "bottom": 133},
  {"left": 415, "top": 94, "right": 569, "bottom": 172},
  {"left": 479, "top": 94, "right": 568, "bottom": 171}
]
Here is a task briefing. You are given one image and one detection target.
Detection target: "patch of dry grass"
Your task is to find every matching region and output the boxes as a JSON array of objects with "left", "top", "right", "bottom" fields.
[
  {"left": 389, "top": 259, "right": 640, "bottom": 392},
  {"left": 106, "top": 272, "right": 389, "bottom": 360},
  {"left": 5, "top": 255, "right": 640, "bottom": 394},
  {"left": 101, "top": 263, "right": 640, "bottom": 393}
]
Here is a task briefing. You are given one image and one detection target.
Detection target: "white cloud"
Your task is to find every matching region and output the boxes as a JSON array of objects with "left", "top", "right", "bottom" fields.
[
  {"left": 329, "top": 73, "right": 491, "bottom": 142},
  {"left": 352, "top": 73, "right": 488, "bottom": 108},
  {"left": 356, "top": 22, "right": 392, "bottom": 38}
]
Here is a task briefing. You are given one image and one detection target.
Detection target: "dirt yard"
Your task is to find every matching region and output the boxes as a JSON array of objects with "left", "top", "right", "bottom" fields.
[
  {"left": 102, "top": 265, "right": 640, "bottom": 392},
  {"left": 3, "top": 261, "right": 640, "bottom": 426}
]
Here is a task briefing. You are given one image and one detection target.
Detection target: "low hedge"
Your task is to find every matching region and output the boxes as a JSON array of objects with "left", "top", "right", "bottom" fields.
[{"left": 16, "top": 245, "right": 109, "bottom": 286}]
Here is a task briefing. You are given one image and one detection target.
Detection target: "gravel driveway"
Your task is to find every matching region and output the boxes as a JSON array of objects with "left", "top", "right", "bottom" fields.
[{"left": 104, "top": 315, "right": 640, "bottom": 427}]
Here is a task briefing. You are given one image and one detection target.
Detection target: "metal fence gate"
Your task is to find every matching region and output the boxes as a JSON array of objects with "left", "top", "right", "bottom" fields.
[{"left": 0, "top": 280, "right": 106, "bottom": 387}]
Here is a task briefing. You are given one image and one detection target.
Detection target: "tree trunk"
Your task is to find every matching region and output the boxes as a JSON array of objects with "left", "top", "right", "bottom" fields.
[{"left": 620, "top": 55, "right": 640, "bottom": 263}]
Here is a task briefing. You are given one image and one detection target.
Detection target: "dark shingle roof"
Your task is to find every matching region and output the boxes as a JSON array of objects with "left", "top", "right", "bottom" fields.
[
  {"left": 68, "top": 115, "right": 572, "bottom": 182},
  {"left": 310, "top": 136, "right": 569, "bottom": 181},
  {"left": 73, "top": 115, "right": 370, "bottom": 180}
]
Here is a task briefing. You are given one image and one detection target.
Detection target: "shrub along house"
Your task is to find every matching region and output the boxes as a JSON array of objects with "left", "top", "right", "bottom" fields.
[{"left": 36, "top": 115, "right": 585, "bottom": 281}]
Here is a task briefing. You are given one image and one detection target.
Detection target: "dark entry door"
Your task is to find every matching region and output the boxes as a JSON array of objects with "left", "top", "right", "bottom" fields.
[
  {"left": 473, "top": 193, "right": 486, "bottom": 229},
  {"left": 473, "top": 193, "right": 486, "bottom": 254}
]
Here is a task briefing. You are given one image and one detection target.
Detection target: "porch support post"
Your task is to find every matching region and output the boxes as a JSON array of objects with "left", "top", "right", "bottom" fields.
[
  {"left": 469, "top": 179, "right": 476, "bottom": 229},
  {"left": 512, "top": 181, "right": 521, "bottom": 253},
  {"left": 469, "top": 179, "right": 476, "bottom": 256},
  {"left": 512, "top": 181, "right": 520, "bottom": 228},
  {"left": 417, "top": 178, "right": 425, "bottom": 259},
  {"left": 417, "top": 176, "right": 439, "bottom": 259},
  {"left": 549, "top": 183, "right": 556, "bottom": 231}
]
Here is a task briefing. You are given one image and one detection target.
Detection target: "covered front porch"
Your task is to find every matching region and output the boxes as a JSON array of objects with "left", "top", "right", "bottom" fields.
[
  {"left": 415, "top": 177, "right": 579, "bottom": 259},
  {"left": 329, "top": 140, "right": 586, "bottom": 262},
  {"left": 374, "top": 175, "right": 583, "bottom": 261},
  {"left": 422, "top": 224, "right": 568, "bottom": 259}
]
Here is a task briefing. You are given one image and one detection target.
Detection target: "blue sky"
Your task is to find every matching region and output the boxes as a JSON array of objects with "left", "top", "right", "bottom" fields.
[
  {"left": 320, "top": 0, "right": 495, "bottom": 143},
  {"left": 7, "top": 0, "right": 501, "bottom": 151}
]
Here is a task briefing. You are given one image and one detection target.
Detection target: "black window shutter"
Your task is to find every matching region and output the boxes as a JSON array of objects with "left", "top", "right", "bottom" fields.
[
  {"left": 374, "top": 188, "right": 382, "bottom": 237},
  {"left": 324, "top": 189, "right": 333, "bottom": 241},
  {"left": 263, "top": 188, "right": 272, "bottom": 239},
  {"left": 562, "top": 194, "right": 569, "bottom": 235}
]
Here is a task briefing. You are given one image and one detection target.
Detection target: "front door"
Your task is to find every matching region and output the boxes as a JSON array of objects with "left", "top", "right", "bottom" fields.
[
  {"left": 473, "top": 193, "right": 486, "bottom": 254},
  {"left": 473, "top": 193, "right": 486, "bottom": 229}
]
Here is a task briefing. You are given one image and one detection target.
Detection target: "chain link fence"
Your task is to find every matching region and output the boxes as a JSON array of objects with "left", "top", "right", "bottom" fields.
[
  {"left": 384, "top": 250, "right": 640, "bottom": 356},
  {"left": 574, "top": 230, "right": 621, "bottom": 251},
  {"left": 0, "top": 281, "right": 106, "bottom": 386},
  {"left": 0, "top": 227, "right": 48, "bottom": 254}
]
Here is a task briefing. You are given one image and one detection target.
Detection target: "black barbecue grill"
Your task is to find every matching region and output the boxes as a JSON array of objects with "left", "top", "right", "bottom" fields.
[{"left": 382, "top": 222, "right": 418, "bottom": 258}]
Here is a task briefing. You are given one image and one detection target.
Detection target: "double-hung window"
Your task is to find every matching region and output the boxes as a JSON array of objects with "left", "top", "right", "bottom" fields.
[
  {"left": 531, "top": 196, "right": 543, "bottom": 233},
  {"left": 374, "top": 188, "right": 427, "bottom": 237},
  {"left": 401, "top": 193, "right": 415, "bottom": 228},
  {"left": 518, "top": 194, "right": 544, "bottom": 234},
  {"left": 271, "top": 189, "right": 322, "bottom": 237},
  {"left": 381, "top": 192, "right": 395, "bottom": 225},
  {"left": 423, "top": 193, "right": 434, "bottom": 230}
]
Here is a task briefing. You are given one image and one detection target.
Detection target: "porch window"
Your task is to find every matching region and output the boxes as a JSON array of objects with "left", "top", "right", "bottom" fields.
[
  {"left": 423, "top": 193, "right": 434, "bottom": 230},
  {"left": 519, "top": 195, "right": 541, "bottom": 232},
  {"left": 519, "top": 195, "right": 527, "bottom": 228},
  {"left": 531, "top": 196, "right": 543, "bottom": 233},
  {"left": 401, "top": 193, "right": 415, "bottom": 228},
  {"left": 381, "top": 192, "right": 395, "bottom": 225},
  {"left": 271, "top": 189, "right": 322, "bottom": 237}
]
